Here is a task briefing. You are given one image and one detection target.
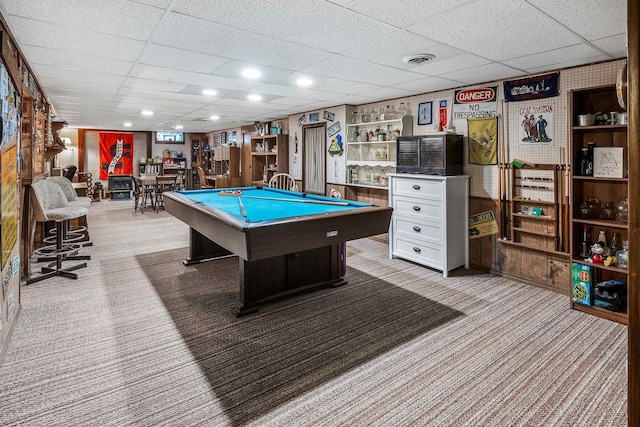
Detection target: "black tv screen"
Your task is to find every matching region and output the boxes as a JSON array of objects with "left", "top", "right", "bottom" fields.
[{"left": 156, "top": 131, "right": 184, "bottom": 143}]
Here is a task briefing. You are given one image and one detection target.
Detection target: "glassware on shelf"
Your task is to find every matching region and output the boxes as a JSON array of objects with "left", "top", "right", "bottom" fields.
[
  {"left": 398, "top": 102, "right": 408, "bottom": 117},
  {"left": 614, "top": 198, "right": 628, "bottom": 222},
  {"left": 370, "top": 108, "right": 379, "bottom": 122},
  {"left": 615, "top": 240, "right": 629, "bottom": 268},
  {"left": 599, "top": 202, "right": 615, "bottom": 220},
  {"left": 388, "top": 105, "right": 398, "bottom": 120},
  {"left": 351, "top": 111, "right": 359, "bottom": 124}
]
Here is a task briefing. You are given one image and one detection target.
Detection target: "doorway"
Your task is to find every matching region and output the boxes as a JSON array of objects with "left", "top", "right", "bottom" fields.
[{"left": 303, "top": 123, "right": 326, "bottom": 194}]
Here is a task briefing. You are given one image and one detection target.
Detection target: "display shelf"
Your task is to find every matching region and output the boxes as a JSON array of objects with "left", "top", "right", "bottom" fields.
[
  {"left": 250, "top": 134, "right": 288, "bottom": 184},
  {"left": 506, "top": 165, "right": 564, "bottom": 254},
  {"left": 345, "top": 115, "right": 412, "bottom": 189},
  {"left": 569, "top": 84, "right": 629, "bottom": 323}
]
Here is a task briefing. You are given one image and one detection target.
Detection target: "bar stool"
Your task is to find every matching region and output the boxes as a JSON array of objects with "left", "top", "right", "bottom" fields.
[
  {"left": 47, "top": 176, "right": 92, "bottom": 247},
  {"left": 27, "top": 180, "right": 90, "bottom": 285}
]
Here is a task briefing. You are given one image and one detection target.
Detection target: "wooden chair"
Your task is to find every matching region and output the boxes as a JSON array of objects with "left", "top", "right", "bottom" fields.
[
  {"left": 154, "top": 175, "right": 178, "bottom": 212},
  {"left": 268, "top": 173, "right": 298, "bottom": 191},
  {"left": 195, "top": 166, "right": 214, "bottom": 189}
]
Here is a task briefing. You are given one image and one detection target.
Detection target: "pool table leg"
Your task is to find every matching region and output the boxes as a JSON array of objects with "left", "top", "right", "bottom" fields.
[
  {"left": 183, "top": 227, "right": 234, "bottom": 265},
  {"left": 231, "top": 243, "right": 347, "bottom": 317}
]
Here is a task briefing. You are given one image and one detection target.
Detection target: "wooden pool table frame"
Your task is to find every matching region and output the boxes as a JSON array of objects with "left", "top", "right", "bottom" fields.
[{"left": 164, "top": 189, "right": 392, "bottom": 316}]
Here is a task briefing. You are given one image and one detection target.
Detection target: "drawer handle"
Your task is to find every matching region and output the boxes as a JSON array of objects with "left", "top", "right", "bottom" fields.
[
  {"left": 413, "top": 206, "right": 421, "bottom": 212},
  {"left": 413, "top": 247, "right": 421, "bottom": 253},
  {"left": 412, "top": 184, "right": 421, "bottom": 190},
  {"left": 413, "top": 226, "right": 421, "bottom": 233}
]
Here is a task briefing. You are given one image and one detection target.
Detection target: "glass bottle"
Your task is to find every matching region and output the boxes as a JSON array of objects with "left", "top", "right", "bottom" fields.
[
  {"left": 388, "top": 105, "right": 398, "bottom": 120},
  {"left": 609, "top": 232, "right": 620, "bottom": 254},
  {"left": 398, "top": 102, "right": 408, "bottom": 117},
  {"left": 580, "top": 225, "right": 592, "bottom": 258},
  {"left": 579, "top": 148, "right": 590, "bottom": 176},
  {"left": 351, "top": 111, "right": 359, "bottom": 124},
  {"left": 615, "top": 240, "right": 629, "bottom": 268},
  {"left": 586, "top": 142, "right": 595, "bottom": 176}
]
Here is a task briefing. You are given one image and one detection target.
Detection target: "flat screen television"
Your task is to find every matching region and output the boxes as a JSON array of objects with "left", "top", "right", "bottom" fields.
[{"left": 156, "top": 131, "right": 184, "bottom": 143}]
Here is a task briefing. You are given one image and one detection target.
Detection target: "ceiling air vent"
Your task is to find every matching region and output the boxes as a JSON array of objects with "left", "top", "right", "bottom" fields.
[{"left": 402, "top": 54, "right": 436, "bottom": 65}]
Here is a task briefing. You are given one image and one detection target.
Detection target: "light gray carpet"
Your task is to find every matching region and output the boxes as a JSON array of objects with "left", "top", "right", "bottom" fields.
[{"left": 0, "top": 200, "right": 628, "bottom": 426}]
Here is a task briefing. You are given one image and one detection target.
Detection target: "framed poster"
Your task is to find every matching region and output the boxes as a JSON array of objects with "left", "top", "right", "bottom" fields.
[{"left": 417, "top": 101, "right": 433, "bottom": 125}]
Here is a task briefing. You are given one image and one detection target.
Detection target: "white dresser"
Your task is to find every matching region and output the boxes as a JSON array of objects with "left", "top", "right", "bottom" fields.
[{"left": 388, "top": 174, "right": 470, "bottom": 277}]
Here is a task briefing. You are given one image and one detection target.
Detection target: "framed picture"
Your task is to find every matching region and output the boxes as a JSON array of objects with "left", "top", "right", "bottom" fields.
[{"left": 418, "top": 101, "right": 433, "bottom": 125}]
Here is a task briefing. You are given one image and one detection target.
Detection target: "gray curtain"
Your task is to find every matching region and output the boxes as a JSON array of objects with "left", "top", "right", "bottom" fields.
[{"left": 304, "top": 126, "right": 325, "bottom": 194}]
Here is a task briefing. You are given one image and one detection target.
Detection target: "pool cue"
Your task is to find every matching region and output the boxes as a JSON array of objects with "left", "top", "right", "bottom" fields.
[
  {"left": 240, "top": 195, "right": 349, "bottom": 206},
  {"left": 237, "top": 196, "right": 247, "bottom": 217}
]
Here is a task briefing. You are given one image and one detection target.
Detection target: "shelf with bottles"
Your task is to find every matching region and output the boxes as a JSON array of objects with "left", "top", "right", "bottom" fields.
[
  {"left": 250, "top": 134, "right": 288, "bottom": 184},
  {"left": 346, "top": 165, "right": 392, "bottom": 188},
  {"left": 569, "top": 84, "right": 629, "bottom": 323}
]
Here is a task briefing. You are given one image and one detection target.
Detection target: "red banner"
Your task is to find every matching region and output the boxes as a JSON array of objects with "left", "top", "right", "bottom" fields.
[{"left": 99, "top": 133, "right": 133, "bottom": 180}]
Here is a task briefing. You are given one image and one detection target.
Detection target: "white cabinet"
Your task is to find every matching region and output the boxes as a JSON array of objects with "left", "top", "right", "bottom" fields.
[
  {"left": 388, "top": 174, "right": 470, "bottom": 277},
  {"left": 346, "top": 115, "right": 412, "bottom": 188}
]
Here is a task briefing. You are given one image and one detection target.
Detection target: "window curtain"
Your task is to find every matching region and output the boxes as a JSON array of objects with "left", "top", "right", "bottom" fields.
[{"left": 304, "top": 126, "right": 325, "bottom": 194}]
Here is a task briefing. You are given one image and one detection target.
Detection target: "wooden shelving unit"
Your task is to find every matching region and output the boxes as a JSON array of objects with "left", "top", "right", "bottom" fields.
[
  {"left": 250, "top": 134, "right": 288, "bottom": 186},
  {"left": 502, "top": 164, "right": 564, "bottom": 254},
  {"left": 569, "top": 85, "right": 629, "bottom": 324}
]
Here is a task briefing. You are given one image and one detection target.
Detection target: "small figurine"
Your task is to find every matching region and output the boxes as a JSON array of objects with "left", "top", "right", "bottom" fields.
[{"left": 590, "top": 243, "right": 605, "bottom": 263}]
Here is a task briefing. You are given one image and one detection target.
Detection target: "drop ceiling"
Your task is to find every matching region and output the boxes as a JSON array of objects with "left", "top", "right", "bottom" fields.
[{"left": 0, "top": 0, "right": 627, "bottom": 132}]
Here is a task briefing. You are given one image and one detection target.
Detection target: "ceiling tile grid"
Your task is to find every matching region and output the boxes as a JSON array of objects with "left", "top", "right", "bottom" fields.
[{"left": 0, "top": 0, "right": 628, "bottom": 132}]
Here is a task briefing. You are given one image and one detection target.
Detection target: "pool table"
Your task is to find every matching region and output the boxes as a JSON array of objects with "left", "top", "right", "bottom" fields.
[{"left": 163, "top": 187, "right": 392, "bottom": 316}]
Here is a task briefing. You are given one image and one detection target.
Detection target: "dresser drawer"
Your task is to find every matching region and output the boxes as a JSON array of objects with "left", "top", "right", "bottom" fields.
[
  {"left": 391, "top": 177, "right": 443, "bottom": 201},
  {"left": 392, "top": 236, "right": 443, "bottom": 270},
  {"left": 393, "top": 196, "right": 443, "bottom": 222},
  {"left": 392, "top": 216, "right": 442, "bottom": 246}
]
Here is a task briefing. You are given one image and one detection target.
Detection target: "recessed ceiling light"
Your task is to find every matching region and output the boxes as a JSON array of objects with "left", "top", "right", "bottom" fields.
[
  {"left": 247, "top": 94, "right": 262, "bottom": 101},
  {"left": 173, "top": 125, "right": 183, "bottom": 129},
  {"left": 241, "top": 68, "right": 261, "bottom": 79},
  {"left": 202, "top": 89, "right": 218, "bottom": 96},
  {"left": 123, "top": 122, "right": 132, "bottom": 127},
  {"left": 209, "top": 115, "right": 220, "bottom": 120},
  {"left": 141, "top": 110, "right": 154, "bottom": 116},
  {"left": 296, "top": 77, "right": 314, "bottom": 87}
]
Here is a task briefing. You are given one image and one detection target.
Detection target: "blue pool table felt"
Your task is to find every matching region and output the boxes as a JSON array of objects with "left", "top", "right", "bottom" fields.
[{"left": 177, "top": 187, "right": 369, "bottom": 222}]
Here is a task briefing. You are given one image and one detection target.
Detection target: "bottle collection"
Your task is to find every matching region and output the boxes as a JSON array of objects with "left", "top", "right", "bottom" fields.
[
  {"left": 350, "top": 102, "right": 409, "bottom": 124},
  {"left": 580, "top": 225, "right": 628, "bottom": 268}
]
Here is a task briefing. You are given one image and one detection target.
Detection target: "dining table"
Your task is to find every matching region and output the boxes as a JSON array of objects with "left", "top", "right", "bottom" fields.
[{"left": 138, "top": 174, "right": 182, "bottom": 213}]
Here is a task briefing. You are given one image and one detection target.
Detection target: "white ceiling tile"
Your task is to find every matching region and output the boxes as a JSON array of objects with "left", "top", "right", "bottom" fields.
[
  {"left": 503, "top": 44, "right": 605, "bottom": 70},
  {"left": 445, "top": 63, "right": 524, "bottom": 85},
  {"left": 411, "top": 54, "right": 493, "bottom": 77},
  {"left": 151, "top": 12, "right": 334, "bottom": 70},
  {"left": 301, "top": 56, "right": 425, "bottom": 86},
  {"left": 173, "top": 0, "right": 395, "bottom": 54},
  {"left": 6, "top": 16, "right": 145, "bottom": 62},
  {"left": 128, "top": 0, "right": 173, "bottom": 7},
  {"left": 525, "top": 56, "right": 611, "bottom": 74},
  {"left": 347, "top": 0, "right": 473, "bottom": 28},
  {"left": 34, "top": 65, "right": 126, "bottom": 87},
  {"left": 138, "top": 44, "right": 231, "bottom": 74},
  {"left": 355, "top": 86, "right": 418, "bottom": 100},
  {"left": 3, "top": 0, "right": 164, "bottom": 40},
  {"left": 342, "top": 31, "right": 464, "bottom": 68},
  {"left": 22, "top": 46, "right": 134, "bottom": 76},
  {"left": 408, "top": 0, "right": 582, "bottom": 62},
  {"left": 128, "top": 64, "right": 260, "bottom": 92},
  {"left": 316, "top": 80, "right": 380, "bottom": 94},
  {"left": 39, "top": 78, "right": 120, "bottom": 94},
  {"left": 527, "top": 0, "right": 626, "bottom": 41},
  {"left": 249, "top": 84, "right": 343, "bottom": 102},
  {"left": 268, "top": 97, "right": 319, "bottom": 107},
  {"left": 209, "top": 61, "right": 294, "bottom": 85},
  {"left": 122, "top": 77, "right": 188, "bottom": 93},
  {"left": 591, "top": 34, "right": 628, "bottom": 58},
  {"left": 392, "top": 76, "right": 466, "bottom": 93},
  {"left": 327, "top": 95, "right": 378, "bottom": 106}
]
